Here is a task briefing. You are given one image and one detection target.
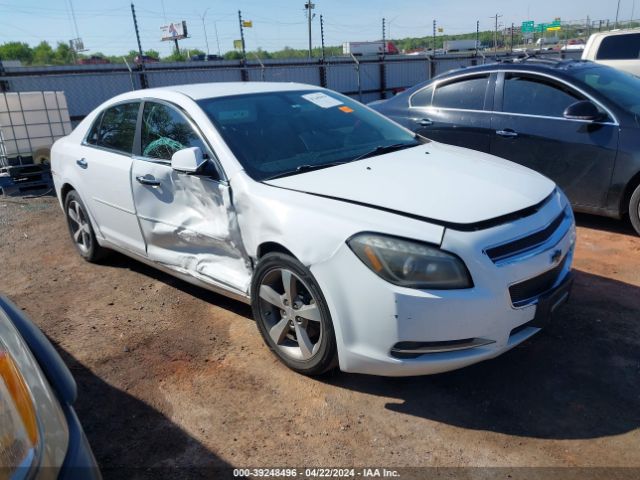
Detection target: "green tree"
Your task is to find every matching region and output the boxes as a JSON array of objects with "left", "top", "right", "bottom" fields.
[
  {"left": 144, "top": 49, "right": 160, "bottom": 59},
  {"left": 32, "top": 41, "right": 54, "bottom": 65},
  {"left": 223, "top": 50, "right": 243, "bottom": 60},
  {"left": 0, "top": 42, "right": 33, "bottom": 63},
  {"left": 52, "top": 42, "right": 74, "bottom": 64}
]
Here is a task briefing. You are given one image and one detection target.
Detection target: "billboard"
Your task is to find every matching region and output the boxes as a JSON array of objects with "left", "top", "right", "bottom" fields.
[{"left": 161, "top": 21, "right": 188, "bottom": 41}]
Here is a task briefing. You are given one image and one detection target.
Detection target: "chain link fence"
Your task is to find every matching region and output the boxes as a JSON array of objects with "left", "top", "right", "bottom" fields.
[{"left": 0, "top": 50, "right": 581, "bottom": 121}]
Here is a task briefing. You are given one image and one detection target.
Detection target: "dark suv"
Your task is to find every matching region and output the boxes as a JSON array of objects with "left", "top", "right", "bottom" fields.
[{"left": 370, "top": 59, "right": 640, "bottom": 234}]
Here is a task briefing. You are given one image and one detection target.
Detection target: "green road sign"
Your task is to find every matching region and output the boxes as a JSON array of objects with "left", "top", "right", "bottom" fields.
[
  {"left": 535, "top": 23, "right": 547, "bottom": 32},
  {"left": 521, "top": 20, "right": 534, "bottom": 32}
]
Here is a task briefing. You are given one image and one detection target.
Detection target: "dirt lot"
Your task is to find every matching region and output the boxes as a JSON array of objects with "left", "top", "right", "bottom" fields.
[{"left": 1, "top": 196, "right": 639, "bottom": 479}]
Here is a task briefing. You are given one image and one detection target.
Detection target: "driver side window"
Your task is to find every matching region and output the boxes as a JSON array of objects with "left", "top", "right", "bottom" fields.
[{"left": 141, "top": 102, "right": 208, "bottom": 161}]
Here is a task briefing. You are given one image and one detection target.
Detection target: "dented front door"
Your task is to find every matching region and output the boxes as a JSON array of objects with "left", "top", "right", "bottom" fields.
[{"left": 130, "top": 159, "right": 252, "bottom": 295}]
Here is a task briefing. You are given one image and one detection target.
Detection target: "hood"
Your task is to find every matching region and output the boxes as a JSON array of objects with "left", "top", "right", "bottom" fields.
[{"left": 264, "top": 142, "right": 556, "bottom": 227}]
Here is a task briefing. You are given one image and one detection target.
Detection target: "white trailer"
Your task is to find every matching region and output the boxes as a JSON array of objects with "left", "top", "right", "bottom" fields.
[
  {"left": 342, "top": 41, "right": 398, "bottom": 56},
  {"left": 443, "top": 40, "right": 479, "bottom": 52}
]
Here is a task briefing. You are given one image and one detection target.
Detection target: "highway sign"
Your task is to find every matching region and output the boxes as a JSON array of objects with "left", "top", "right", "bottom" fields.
[{"left": 521, "top": 20, "right": 534, "bottom": 32}]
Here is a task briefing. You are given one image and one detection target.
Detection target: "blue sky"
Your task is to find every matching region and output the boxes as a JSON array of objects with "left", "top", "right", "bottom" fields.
[{"left": 0, "top": 0, "right": 632, "bottom": 56}]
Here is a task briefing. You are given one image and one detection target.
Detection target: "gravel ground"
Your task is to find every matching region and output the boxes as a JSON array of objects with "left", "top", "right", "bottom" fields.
[{"left": 1, "top": 196, "right": 639, "bottom": 479}]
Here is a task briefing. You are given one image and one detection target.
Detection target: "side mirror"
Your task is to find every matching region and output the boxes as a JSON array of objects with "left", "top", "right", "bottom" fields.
[
  {"left": 171, "top": 147, "right": 207, "bottom": 173},
  {"left": 563, "top": 100, "right": 603, "bottom": 121}
]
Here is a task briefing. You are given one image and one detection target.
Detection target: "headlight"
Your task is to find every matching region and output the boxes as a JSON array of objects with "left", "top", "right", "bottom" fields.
[
  {"left": 347, "top": 233, "right": 473, "bottom": 289},
  {"left": 0, "top": 306, "right": 69, "bottom": 478},
  {"left": 0, "top": 348, "right": 39, "bottom": 474}
]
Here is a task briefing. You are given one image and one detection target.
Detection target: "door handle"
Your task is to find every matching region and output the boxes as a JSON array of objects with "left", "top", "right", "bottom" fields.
[
  {"left": 76, "top": 158, "right": 88, "bottom": 168},
  {"left": 415, "top": 118, "right": 433, "bottom": 126},
  {"left": 136, "top": 175, "right": 161, "bottom": 187},
  {"left": 496, "top": 129, "right": 518, "bottom": 138}
]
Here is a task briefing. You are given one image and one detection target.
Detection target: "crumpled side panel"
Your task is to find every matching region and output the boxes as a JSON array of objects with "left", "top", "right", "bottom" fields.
[{"left": 131, "top": 159, "right": 252, "bottom": 294}]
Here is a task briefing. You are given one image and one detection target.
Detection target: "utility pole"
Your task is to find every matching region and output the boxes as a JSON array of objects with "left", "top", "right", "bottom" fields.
[
  {"left": 319, "top": 14, "right": 327, "bottom": 87},
  {"left": 615, "top": 0, "right": 621, "bottom": 28},
  {"left": 490, "top": 13, "right": 502, "bottom": 55},
  {"left": 382, "top": 18, "right": 386, "bottom": 56},
  {"left": 433, "top": 19, "right": 436, "bottom": 54},
  {"left": 305, "top": 1, "right": 315, "bottom": 58},
  {"left": 510, "top": 22, "right": 514, "bottom": 53},
  {"left": 238, "top": 10, "right": 247, "bottom": 61},
  {"left": 476, "top": 20, "right": 480, "bottom": 55},
  {"left": 130, "top": 3, "right": 147, "bottom": 89},
  {"left": 201, "top": 8, "right": 210, "bottom": 57},
  {"left": 320, "top": 14, "right": 326, "bottom": 60}
]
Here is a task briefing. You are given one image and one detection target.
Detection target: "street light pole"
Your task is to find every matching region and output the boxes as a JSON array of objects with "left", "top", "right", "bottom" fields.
[{"left": 615, "top": 0, "right": 621, "bottom": 28}]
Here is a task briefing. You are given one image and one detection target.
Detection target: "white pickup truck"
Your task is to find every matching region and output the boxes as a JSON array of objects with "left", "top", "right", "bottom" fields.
[{"left": 582, "top": 29, "right": 640, "bottom": 76}]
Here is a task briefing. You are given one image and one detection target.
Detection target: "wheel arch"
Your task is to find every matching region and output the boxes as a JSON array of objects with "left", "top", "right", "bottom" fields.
[
  {"left": 60, "top": 183, "right": 75, "bottom": 204},
  {"left": 256, "top": 241, "right": 297, "bottom": 260}
]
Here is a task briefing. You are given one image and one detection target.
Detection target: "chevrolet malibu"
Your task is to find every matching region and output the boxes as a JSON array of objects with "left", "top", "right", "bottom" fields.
[{"left": 51, "top": 82, "right": 576, "bottom": 376}]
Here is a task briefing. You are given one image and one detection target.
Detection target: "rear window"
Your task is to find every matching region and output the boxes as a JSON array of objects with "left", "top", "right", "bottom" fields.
[
  {"left": 432, "top": 75, "right": 488, "bottom": 110},
  {"left": 87, "top": 102, "right": 139, "bottom": 154},
  {"left": 596, "top": 33, "right": 640, "bottom": 60}
]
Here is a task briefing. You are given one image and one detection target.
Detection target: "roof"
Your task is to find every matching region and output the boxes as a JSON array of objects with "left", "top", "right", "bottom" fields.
[
  {"left": 143, "top": 81, "right": 319, "bottom": 100},
  {"left": 433, "top": 58, "right": 599, "bottom": 80},
  {"left": 586, "top": 28, "right": 640, "bottom": 38}
]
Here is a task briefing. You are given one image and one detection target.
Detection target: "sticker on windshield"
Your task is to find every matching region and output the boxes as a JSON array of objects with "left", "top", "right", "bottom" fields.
[
  {"left": 339, "top": 106, "right": 354, "bottom": 113},
  {"left": 302, "top": 92, "right": 343, "bottom": 109}
]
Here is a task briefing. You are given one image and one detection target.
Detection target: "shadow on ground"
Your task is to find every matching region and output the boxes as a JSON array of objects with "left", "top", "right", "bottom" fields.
[
  {"left": 54, "top": 343, "right": 236, "bottom": 479},
  {"left": 325, "top": 269, "right": 640, "bottom": 440},
  {"left": 96, "top": 250, "right": 640, "bottom": 442},
  {"left": 102, "top": 251, "right": 253, "bottom": 320},
  {"left": 575, "top": 212, "right": 637, "bottom": 237}
]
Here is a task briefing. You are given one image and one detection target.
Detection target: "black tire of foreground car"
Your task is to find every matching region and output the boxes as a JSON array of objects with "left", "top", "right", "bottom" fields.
[
  {"left": 630, "top": 184, "right": 640, "bottom": 236},
  {"left": 64, "top": 190, "right": 106, "bottom": 262},
  {"left": 251, "top": 252, "right": 338, "bottom": 375}
]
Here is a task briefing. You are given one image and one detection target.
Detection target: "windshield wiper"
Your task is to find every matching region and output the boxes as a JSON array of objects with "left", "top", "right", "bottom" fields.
[
  {"left": 352, "top": 142, "right": 420, "bottom": 161},
  {"left": 263, "top": 161, "right": 349, "bottom": 181}
]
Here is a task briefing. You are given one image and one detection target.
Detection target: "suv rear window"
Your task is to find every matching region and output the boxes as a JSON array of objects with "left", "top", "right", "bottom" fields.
[{"left": 596, "top": 33, "right": 640, "bottom": 60}]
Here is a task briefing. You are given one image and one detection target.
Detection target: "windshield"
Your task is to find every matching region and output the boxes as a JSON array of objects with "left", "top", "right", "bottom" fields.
[
  {"left": 568, "top": 66, "right": 640, "bottom": 116},
  {"left": 197, "top": 90, "right": 421, "bottom": 180}
]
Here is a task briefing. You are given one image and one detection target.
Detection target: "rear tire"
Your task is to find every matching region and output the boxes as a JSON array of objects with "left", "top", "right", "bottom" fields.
[
  {"left": 64, "top": 190, "right": 106, "bottom": 262},
  {"left": 630, "top": 184, "right": 640, "bottom": 236},
  {"left": 251, "top": 252, "right": 338, "bottom": 376}
]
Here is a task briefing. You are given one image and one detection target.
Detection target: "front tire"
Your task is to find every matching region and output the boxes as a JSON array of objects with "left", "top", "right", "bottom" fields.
[
  {"left": 64, "top": 190, "right": 106, "bottom": 262},
  {"left": 630, "top": 184, "right": 640, "bottom": 236},
  {"left": 251, "top": 252, "right": 338, "bottom": 376}
]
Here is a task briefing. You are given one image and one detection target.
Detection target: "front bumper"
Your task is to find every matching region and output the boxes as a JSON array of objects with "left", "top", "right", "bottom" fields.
[{"left": 311, "top": 191, "right": 575, "bottom": 377}]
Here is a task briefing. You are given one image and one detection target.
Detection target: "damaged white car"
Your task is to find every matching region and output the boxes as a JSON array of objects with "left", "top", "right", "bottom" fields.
[{"left": 51, "top": 82, "right": 575, "bottom": 376}]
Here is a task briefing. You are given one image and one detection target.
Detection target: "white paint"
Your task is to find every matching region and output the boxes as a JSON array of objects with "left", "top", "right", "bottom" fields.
[
  {"left": 266, "top": 142, "right": 555, "bottom": 225},
  {"left": 52, "top": 82, "right": 575, "bottom": 376}
]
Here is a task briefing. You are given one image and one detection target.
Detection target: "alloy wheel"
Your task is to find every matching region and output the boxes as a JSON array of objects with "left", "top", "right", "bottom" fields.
[
  {"left": 67, "top": 200, "right": 92, "bottom": 254},
  {"left": 257, "top": 268, "right": 323, "bottom": 361}
]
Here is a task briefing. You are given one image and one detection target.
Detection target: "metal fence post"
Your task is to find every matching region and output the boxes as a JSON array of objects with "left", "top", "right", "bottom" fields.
[
  {"left": 350, "top": 53, "right": 362, "bottom": 102},
  {"left": 319, "top": 58, "right": 327, "bottom": 88},
  {"left": 0, "top": 57, "right": 8, "bottom": 92}
]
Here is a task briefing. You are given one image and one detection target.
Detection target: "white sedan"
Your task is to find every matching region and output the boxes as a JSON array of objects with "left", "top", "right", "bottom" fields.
[{"left": 51, "top": 82, "right": 575, "bottom": 376}]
